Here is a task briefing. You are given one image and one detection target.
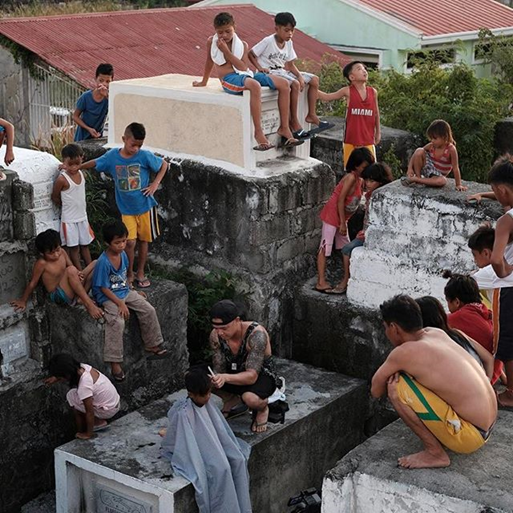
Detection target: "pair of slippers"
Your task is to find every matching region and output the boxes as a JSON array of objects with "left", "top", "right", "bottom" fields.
[
  {"left": 253, "top": 137, "right": 304, "bottom": 151},
  {"left": 112, "top": 348, "right": 170, "bottom": 382}
]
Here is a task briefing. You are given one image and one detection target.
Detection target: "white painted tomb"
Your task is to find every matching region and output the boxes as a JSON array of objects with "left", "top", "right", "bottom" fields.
[{"left": 108, "top": 74, "right": 311, "bottom": 171}]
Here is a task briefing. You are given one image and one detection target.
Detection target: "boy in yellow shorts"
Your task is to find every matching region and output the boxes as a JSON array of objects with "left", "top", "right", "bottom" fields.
[{"left": 82, "top": 122, "right": 168, "bottom": 287}]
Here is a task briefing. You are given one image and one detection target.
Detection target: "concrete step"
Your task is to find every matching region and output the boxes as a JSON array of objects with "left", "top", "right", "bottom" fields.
[
  {"left": 322, "top": 411, "right": 513, "bottom": 513},
  {"left": 55, "top": 359, "right": 368, "bottom": 513},
  {"left": 293, "top": 278, "right": 390, "bottom": 381}
]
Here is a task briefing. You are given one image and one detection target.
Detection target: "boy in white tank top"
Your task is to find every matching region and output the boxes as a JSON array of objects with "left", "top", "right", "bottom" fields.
[{"left": 51, "top": 143, "right": 95, "bottom": 270}]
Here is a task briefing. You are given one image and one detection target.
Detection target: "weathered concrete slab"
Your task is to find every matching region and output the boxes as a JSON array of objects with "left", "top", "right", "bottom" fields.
[
  {"left": 293, "top": 278, "right": 389, "bottom": 381},
  {"left": 348, "top": 179, "right": 504, "bottom": 309},
  {"left": 55, "top": 359, "right": 368, "bottom": 513},
  {"left": 322, "top": 411, "right": 513, "bottom": 513},
  {"left": 21, "top": 491, "right": 56, "bottom": 513},
  {"left": 48, "top": 279, "right": 189, "bottom": 410},
  {"left": 310, "top": 117, "right": 419, "bottom": 177}
]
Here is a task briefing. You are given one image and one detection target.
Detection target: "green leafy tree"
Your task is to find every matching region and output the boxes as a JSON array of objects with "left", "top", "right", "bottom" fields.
[{"left": 477, "top": 28, "right": 513, "bottom": 85}]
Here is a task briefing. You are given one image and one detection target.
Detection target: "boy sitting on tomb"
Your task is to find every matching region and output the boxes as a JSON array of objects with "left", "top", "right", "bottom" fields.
[
  {"left": 51, "top": 143, "right": 95, "bottom": 271},
  {"left": 91, "top": 220, "right": 169, "bottom": 382},
  {"left": 0, "top": 117, "right": 15, "bottom": 180},
  {"left": 318, "top": 61, "right": 380, "bottom": 168},
  {"left": 81, "top": 122, "right": 168, "bottom": 288},
  {"left": 248, "top": 12, "right": 332, "bottom": 140},
  {"left": 10, "top": 229, "right": 103, "bottom": 319},
  {"left": 193, "top": 11, "right": 302, "bottom": 150},
  {"left": 73, "top": 63, "right": 114, "bottom": 141},
  {"left": 160, "top": 365, "right": 252, "bottom": 513}
]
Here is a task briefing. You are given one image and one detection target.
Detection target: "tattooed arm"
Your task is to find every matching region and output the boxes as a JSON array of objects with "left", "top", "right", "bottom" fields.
[{"left": 209, "top": 330, "right": 227, "bottom": 374}]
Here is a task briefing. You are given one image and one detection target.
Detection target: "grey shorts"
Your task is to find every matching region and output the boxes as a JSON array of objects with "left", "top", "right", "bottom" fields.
[
  {"left": 269, "top": 69, "right": 316, "bottom": 84},
  {"left": 421, "top": 151, "right": 443, "bottom": 178}
]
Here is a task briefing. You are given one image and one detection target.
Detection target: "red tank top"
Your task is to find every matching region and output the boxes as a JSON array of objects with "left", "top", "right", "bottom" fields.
[
  {"left": 320, "top": 172, "right": 362, "bottom": 227},
  {"left": 427, "top": 143, "right": 454, "bottom": 175},
  {"left": 344, "top": 85, "right": 377, "bottom": 146}
]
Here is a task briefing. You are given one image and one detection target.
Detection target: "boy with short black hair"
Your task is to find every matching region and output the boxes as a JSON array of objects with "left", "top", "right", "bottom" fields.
[
  {"left": 249, "top": 11, "right": 332, "bottom": 140},
  {"left": 52, "top": 143, "right": 94, "bottom": 271},
  {"left": 91, "top": 220, "right": 169, "bottom": 382},
  {"left": 193, "top": 11, "right": 302, "bottom": 149},
  {"left": 10, "top": 229, "right": 103, "bottom": 319},
  {"left": 82, "top": 122, "right": 168, "bottom": 288},
  {"left": 73, "top": 63, "right": 114, "bottom": 141},
  {"left": 318, "top": 60, "right": 380, "bottom": 169}
]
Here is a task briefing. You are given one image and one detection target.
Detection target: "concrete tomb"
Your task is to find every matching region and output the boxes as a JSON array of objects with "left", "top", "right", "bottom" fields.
[
  {"left": 322, "top": 411, "right": 513, "bottom": 513},
  {"left": 108, "top": 74, "right": 311, "bottom": 172},
  {"left": 55, "top": 359, "right": 368, "bottom": 513}
]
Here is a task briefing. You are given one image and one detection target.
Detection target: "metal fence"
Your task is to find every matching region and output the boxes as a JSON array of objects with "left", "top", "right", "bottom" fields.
[{"left": 27, "top": 64, "right": 85, "bottom": 147}]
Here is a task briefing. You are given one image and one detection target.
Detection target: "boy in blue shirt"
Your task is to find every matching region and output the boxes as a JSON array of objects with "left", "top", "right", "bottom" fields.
[
  {"left": 82, "top": 122, "right": 168, "bottom": 288},
  {"left": 73, "top": 63, "right": 114, "bottom": 141},
  {"left": 92, "top": 220, "right": 169, "bottom": 381}
]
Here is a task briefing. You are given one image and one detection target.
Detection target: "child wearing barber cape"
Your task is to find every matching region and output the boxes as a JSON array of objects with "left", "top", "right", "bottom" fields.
[{"left": 192, "top": 11, "right": 303, "bottom": 151}]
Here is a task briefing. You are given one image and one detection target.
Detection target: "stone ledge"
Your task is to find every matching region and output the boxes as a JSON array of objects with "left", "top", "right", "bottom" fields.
[
  {"left": 55, "top": 359, "right": 368, "bottom": 513},
  {"left": 322, "top": 411, "right": 513, "bottom": 513}
]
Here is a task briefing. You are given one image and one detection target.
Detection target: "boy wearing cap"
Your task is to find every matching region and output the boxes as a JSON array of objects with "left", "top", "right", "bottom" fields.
[{"left": 209, "top": 299, "right": 278, "bottom": 433}]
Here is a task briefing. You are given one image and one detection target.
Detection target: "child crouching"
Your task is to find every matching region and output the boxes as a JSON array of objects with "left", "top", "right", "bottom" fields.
[{"left": 46, "top": 353, "right": 120, "bottom": 440}]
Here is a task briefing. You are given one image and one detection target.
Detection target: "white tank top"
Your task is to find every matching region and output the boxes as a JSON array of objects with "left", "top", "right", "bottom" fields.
[{"left": 60, "top": 170, "right": 87, "bottom": 223}]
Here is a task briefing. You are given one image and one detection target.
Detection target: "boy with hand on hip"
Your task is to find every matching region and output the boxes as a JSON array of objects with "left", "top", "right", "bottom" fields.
[
  {"left": 81, "top": 122, "right": 168, "bottom": 288},
  {"left": 92, "top": 220, "right": 169, "bottom": 382},
  {"left": 0, "top": 118, "right": 15, "bottom": 179},
  {"left": 52, "top": 143, "right": 95, "bottom": 271},
  {"left": 193, "top": 11, "right": 302, "bottom": 150},
  {"left": 73, "top": 63, "right": 114, "bottom": 141},
  {"left": 249, "top": 11, "right": 332, "bottom": 140},
  {"left": 318, "top": 61, "right": 380, "bottom": 169},
  {"left": 10, "top": 229, "right": 103, "bottom": 319}
]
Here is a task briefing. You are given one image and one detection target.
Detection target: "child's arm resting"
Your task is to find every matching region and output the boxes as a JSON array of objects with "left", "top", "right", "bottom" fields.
[
  {"left": 143, "top": 159, "right": 168, "bottom": 197},
  {"left": 73, "top": 108, "right": 100, "bottom": 139},
  {"left": 100, "top": 287, "right": 130, "bottom": 319},
  {"left": 450, "top": 146, "right": 467, "bottom": 191},
  {"left": 193, "top": 38, "right": 214, "bottom": 87},
  {"left": 10, "top": 260, "right": 46, "bottom": 311},
  {"left": 491, "top": 215, "right": 513, "bottom": 278},
  {"left": 285, "top": 61, "right": 305, "bottom": 90},
  {"left": 76, "top": 396, "right": 95, "bottom": 439},
  {"left": 318, "top": 86, "right": 349, "bottom": 102},
  {"left": 336, "top": 174, "right": 356, "bottom": 234},
  {"left": 467, "top": 191, "right": 496, "bottom": 203},
  {"left": 371, "top": 349, "right": 405, "bottom": 398},
  {"left": 248, "top": 50, "right": 268, "bottom": 73},
  {"left": 80, "top": 159, "right": 97, "bottom": 171},
  {"left": 0, "top": 118, "right": 15, "bottom": 165},
  {"left": 51, "top": 175, "right": 65, "bottom": 206}
]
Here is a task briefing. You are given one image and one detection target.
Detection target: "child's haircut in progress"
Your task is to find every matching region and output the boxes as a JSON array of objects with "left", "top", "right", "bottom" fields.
[
  {"left": 125, "top": 122, "right": 146, "bottom": 140},
  {"left": 103, "top": 220, "right": 129, "bottom": 244},
  {"left": 185, "top": 366, "right": 212, "bottom": 395},
  {"left": 426, "top": 119, "right": 455, "bottom": 145},
  {"left": 35, "top": 229, "right": 61, "bottom": 254},
  {"left": 275, "top": 11, "right": 296, "bottom": 27},
  {"left": 213, "top": 11, "right": 234, "bottom": 27},
  {"left": 443, "top": 270, "right": 481, "bottom": 304},
  {"left": 96, "top": 63, "right": 114, "bottom": 78},
  {"left": 343, "top": 61, "right": 366, "bottom": 82},
  {"left": 61, "top": 143, "right": 83, "bottom": 161},
  {"left": 468, "top": 226, "right": 495, "bottom": 252}
]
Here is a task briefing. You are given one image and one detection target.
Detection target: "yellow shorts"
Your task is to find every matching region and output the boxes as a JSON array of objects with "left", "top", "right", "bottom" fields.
[
  {"left": 122, "top": 206, "right": 160, "bottom": 243},
  {"left": 343, "top": 143, "right": 376, "bottom": 169},
  {"left": 396, "top": 373, "right": 488, "bottom": 454}
]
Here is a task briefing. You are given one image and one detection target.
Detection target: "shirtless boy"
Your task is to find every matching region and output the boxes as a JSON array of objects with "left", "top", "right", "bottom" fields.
[
  {"left": 372, "top": 295, "right": 496, "bottom": 469},
  {"left": 193, "top": 12, "right": 301, "bottom": 150},
  {"left": 11, "top": 229, "right": 103, "bottom": 319}
]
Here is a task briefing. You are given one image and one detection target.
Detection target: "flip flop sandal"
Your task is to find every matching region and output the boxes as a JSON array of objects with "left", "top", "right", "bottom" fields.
[
  {"left": 326, "top": 286, "right": 347, "bottom": 295},
  {"left": 292, "top": 129, "right": 312, "bottom": 140},
  {"left": 222, "top": 403, "right": 249, "bottom": 420},
  {"left": 253, "top": 142, "right": 274, "bottom": 151},
  {"left": 313, "top": 287, "right": 332, "bottom": 294},
  {"left": 112, "top": 371, "right": 126, "bottom": 382},
  {"left": 134, "top": 278, "right": 151, "bottom": 288},
  {"left": 146, "top": 348, "right": 171, "bottom": 360},
  {"left": 280, "top": 137, "right": 305, "bottom": 149},
  {"left": 308, "top": 120, "right": 335, "bottom": 134},
  {"left": 93, "top": 422, "right": 109, "bottom": 432},
  {"left": 250, "top": 410, "right": 268, "bottom": 433}
]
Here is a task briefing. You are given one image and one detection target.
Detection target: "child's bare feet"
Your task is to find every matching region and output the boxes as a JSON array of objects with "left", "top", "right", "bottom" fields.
[
  {"left": 76, "top": 432, "right": 94, "bottom": 440},
  {"left": 254, "top": 130, "right": 272, "bottom": 149},
  {"left": 497, "top": 389, "right": 513, "bottom": 408},
  {"left": 158, "top": 428, "right": 167, "bottom": 437},
  {"left": 398, "top": 449, "right": 450, "bottom": 469}
]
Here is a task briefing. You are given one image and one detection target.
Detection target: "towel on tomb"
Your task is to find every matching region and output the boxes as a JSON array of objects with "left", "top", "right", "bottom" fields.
[
  {"left": 161, "top": 397, "right": 252, "bottom": 513},
  {"left": 210, "top": 33, "right": 253, "bottom": 77}
]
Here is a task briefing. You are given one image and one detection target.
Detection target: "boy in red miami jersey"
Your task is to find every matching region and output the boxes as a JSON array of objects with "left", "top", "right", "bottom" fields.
[{"left": 318, "top": 61, "right": 380, "bottom": 169}]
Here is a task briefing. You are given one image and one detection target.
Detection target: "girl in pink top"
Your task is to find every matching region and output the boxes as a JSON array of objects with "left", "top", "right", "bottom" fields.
[
  {"left": 315, "top": 147, "right": 374, "bottom": 293},
  {"left": 404, "top": 119, "right": 466, "bottom": 191},
  {"left": 46, "top": 353, "right": 120, "bottom": 439}
]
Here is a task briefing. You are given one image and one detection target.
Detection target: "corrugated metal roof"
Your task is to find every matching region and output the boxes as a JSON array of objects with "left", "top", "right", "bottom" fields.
[
  {"left": 0, "top": 5, "right": 350, "bottom": 89},
  {"left": 360, "top": 0, "right": 513, "bottom": 37}
]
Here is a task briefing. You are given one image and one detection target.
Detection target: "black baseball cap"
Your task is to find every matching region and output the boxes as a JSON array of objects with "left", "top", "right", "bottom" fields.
[{"left": 210, "top": 300, "right": 240, "bottom": 326}]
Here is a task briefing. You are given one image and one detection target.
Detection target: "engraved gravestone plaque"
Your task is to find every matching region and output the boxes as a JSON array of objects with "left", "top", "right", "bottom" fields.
[
  {"left": 97, "top": 486, "right": 153, "bottom": 513},
  {"left": 261, "top": 109, "right": 280, "bottom": 136},
  {"left": 0, "top": 252, "right": 26, "bottom": 305},
  {"left": 0, "top": 322, "right": 28, "bottom": 365}
]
